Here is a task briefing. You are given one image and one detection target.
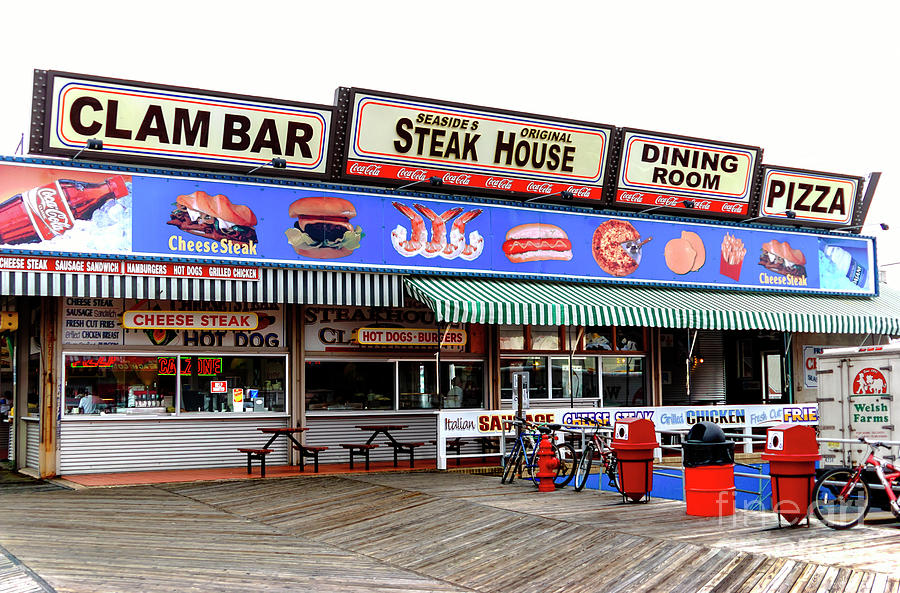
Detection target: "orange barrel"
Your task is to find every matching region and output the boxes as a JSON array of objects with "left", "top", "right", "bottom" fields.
[
  {"left": 611, "top": 418, "right": 656, "bottom": 502},
  {"left": 761, "top": 424, "right": 821, "bottom": 526},
  {"left": 682, "top": 422, "right": 735, "bottom": 517}
]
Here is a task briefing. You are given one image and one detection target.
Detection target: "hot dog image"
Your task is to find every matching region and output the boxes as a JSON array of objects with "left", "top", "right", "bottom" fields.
[
  {"left": 502, "top": 223, "right": 572, "bottom": 263},
  {"left": 167, "top": 190, "right": 258, "bottom": 243},
  {"left": 759, "top": 239, "right": 806, "bottom": 278},
  {"left": 284, "top": 196, "right": 364, "bottom": 259}
]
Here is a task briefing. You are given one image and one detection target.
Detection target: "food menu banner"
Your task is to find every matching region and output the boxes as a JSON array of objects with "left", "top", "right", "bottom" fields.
[
  {"left": 32, "top": 70, "right": 333, "bottom": 177},
  {"left": 0, "top": 162, "right": 877, "bottom": 296},
  {"left": 614, "top": 129, "right": 763, "bottom": 217},
  {"left": 342, "top": 89, "right": 614, "bottom": 199}
]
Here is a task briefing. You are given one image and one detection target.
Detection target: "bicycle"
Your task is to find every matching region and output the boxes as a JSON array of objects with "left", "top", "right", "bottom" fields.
[
  {"left": 500, "top": 418, "right": 577, "bottom": 488},
  {"left": 572, "top": 417, "right": 620, "bottom": 493},
  {"left": 812, "top": 436, "right": 900, "bottom": 529}
]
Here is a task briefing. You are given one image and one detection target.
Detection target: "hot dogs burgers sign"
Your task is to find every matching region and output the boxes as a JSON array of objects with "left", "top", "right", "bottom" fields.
[{"left": 341, "top": 88, "right": 615, "bottom": 200}]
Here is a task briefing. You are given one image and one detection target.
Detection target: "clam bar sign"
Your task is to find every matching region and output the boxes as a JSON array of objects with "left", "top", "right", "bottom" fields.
[
  {"left": 615, "top": 129, "right": 761, "bottom": 216},
  {"left": 34, "top": 71, "right": 333, "bottom": 176},
  {"left": 343, "top": 89, "right": 614, "bottom": 199}
]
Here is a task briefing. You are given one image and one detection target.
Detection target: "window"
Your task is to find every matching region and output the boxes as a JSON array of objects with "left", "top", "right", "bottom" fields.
[
  {"left": 500, "top": 357, "right": 549, "bottom": 399},
  {"left": 530, "top": 327, "right": 560, "bottom": 351},
  {"left": 601, "top": 357, "right": 646, "bottom": 407},
  {"left": 439, "top": 361, "right": 484, "bottom": 408},
  {"left": 499, "top": 325, "right": 525, "bottom": 350},
  {"left": 616, "top": 328, "right": 644, "bottom": 352},
  {"left": 583, "top": 327, "right": 614, "bottom": 351},
  {"left": 398, "top": 361, "right": 438, "bottom": 409},
  {"left": 64, "top": 354, "right": 287, "bottom": 415},
  {"left": 551, "top": 358, "right": 598, "bottom": 399},
  {"left": 305, "top": 361, "right": 394, "bottom": 410}
]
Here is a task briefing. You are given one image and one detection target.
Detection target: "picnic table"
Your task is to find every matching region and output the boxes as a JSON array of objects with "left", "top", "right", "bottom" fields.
[
  {"left": 344, "top": 424, "right": 425, "bottom": 468},
  {"left": 256, "top": 427, "right": 326, "bottom": 472}
]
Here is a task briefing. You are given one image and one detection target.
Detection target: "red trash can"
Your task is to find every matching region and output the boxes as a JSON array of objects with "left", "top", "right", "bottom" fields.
[
  {"left": 683, "top": 422, "right": 735, "bottom": 517},
  {"left": 611, "top": 418, "right": 656, "bottom": 502},
  {"left": 761, "top": 424, "right": 821, "bottom": 526}
]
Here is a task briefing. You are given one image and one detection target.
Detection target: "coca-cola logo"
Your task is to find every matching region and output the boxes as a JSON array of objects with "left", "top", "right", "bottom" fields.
[
  {"left": 619, "top": 192, "right": 645, "bottom": 203},
  {"left": 565, "top": 186, "right": 594, "bottom": 198},
  {"left": 721, "top": 202, "right": 744, "bottom": 213},
  {"left": 442, "top": 173, "right": 472, "bottom": 185},
  {"left": 397, "top": 168, "right": 428, "bottom": 181},
  {"left": 693, "top": 200, "right": 712, "bottom": 210},
  {"left": 348, "top": 163, "right": 382, "bottom": 176},
  {"left": 654, "top": 196, "right": 681, "bottom": 207},
  {"left": 35, "top": 187, "right": 74, "bottom": 234},
  {"left": 526, "top": 182, "right": 554, "bottom": 193},
  {"left": 485, "top": 177, "right": 514, "bottom": 190}
]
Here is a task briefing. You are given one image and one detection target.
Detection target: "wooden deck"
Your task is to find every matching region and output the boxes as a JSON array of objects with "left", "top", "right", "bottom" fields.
[{"left": 1, "top": 471, "right": 899, "bottom": 592}]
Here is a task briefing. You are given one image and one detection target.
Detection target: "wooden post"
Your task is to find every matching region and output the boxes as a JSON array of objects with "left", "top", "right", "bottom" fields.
[{"left": 39, "top": 298, "right": 57, "bottom": 478}]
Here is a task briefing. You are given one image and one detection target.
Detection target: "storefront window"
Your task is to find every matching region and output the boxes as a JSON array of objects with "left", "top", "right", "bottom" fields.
[
  {"left": 65, "top": 355, "right": 176, "bottom": 415},
  {"left": 499, "top": 326, "right": 525, "bottom": 350},
  {"left": 551, "top": 358, "right": 598, "bottom": 399},
  {"left": 500, "top": 357, "right": 549, "bottom": 399},
  {"left": 616, "top": 328, "right": 644, "bottom": 352},
  {"left": 601, "top": 357, "right": 646, "bottom": 407},
  {"left": 64, "top": 354, "right": 287, "bottom": 415},
  {"left": 583, "top": 326, "right": 614, "bottom": 351},
  {"left": 530, "top": 327, "right": 560, "bottom": 351},
  {"left": 179, "top": 356, "right": 286, "bottom": 413},
  {"left": 439, "top": 361, "right": 484, "bottom": 408},
  {"left": 305, "top": 361, "right": 394, "bottom": 410},
  {"left": 398, "top": 361, "right": 438, "bottom": 409}
]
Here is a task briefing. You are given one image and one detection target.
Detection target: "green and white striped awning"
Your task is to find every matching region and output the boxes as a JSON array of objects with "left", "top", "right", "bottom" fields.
[{"left": 405, "top": 276, "right": 900, "bottom": 335}]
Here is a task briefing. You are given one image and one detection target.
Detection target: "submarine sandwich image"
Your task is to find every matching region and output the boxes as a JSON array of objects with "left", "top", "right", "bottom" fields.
[
  {"left": 167, "top": 191, "right": 258, "bottom": 243},
  {"left": 284, "top": 196, "right": 364, "bottom": 259}
]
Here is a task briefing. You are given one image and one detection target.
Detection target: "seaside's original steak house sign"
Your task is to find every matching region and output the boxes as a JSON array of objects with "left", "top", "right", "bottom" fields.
[
  {"left": 615, "top": 129, "right": 762, "bottom": 216},
  {"left": 33, "top": 71, "right": 333, "bottom": 176},
  {"left": 342, "top": 89, "right": 614, "bottom": 199}
]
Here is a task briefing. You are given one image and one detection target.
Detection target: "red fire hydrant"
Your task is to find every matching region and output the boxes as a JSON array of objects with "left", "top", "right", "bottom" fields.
[{"left": 536, "top": 433, "right": 559, "bottom": 492}]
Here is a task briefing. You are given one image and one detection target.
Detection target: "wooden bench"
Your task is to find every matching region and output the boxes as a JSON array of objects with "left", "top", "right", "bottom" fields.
[
  {"left": 431, "top": 438, "right": 463, "bottom": 466},
  {"left": 391, "top": 441, "right": 426, "bottom": 468},
  {"left": 340, "top": 443, "right": 379, "bottom": 470},
  {"left": 237, "top": 448, "right": 273, "bottom": 477},
  {"left": 292, "top": 444, "right": 328, "bottom": 473}
]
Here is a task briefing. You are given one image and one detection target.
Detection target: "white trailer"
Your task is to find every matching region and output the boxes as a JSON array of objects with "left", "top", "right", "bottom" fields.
[{"left": 816, "top": 343, "right": 899, "bottom": 467}]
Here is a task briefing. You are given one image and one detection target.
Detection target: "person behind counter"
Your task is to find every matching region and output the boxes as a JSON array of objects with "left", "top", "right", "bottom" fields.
[{"left": 78, "top": 389, "right": 99, "bottom": 415}]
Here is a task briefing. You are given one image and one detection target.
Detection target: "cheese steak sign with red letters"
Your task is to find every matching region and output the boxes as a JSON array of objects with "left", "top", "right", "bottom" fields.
[
  {"left": 33, "top": 71, "right": 333, "bottom": 176},
  {"left": 343, "top": 89, "right": 614, "bottom": 199}
]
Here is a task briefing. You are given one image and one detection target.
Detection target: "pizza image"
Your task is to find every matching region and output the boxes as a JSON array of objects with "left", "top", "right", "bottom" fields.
[{"left": 592, "top": 219, "right": 644, "bottom": 277}]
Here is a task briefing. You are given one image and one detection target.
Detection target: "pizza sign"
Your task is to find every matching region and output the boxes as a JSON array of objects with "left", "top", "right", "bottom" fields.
[{"left": 852, "top": 368, "right": 888, "bottom": 395}]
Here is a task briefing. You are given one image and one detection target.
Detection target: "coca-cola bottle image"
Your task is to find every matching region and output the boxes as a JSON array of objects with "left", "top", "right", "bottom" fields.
[{"left": 0, "top": 176, "right": 128, "bottom": 245}]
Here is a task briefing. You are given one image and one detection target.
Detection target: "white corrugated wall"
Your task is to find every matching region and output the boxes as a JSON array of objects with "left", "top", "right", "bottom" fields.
[
  {"left": 59, "top": 417, "right": 289, "bottom": 474},
  {"left": 305, "top": 414, "right": 438, "bottom": 465},
  {"left": 24, "top": 419, "right": 39, "bottom": 470}
]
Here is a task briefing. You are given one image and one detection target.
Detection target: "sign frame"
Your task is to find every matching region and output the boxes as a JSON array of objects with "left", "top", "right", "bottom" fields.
[
  {"left": 755, "top": 165, "right": 865, "bottom": 229},
  {"left": 610, "top": 127, "right": 764, "bottom": 218},
  {"left": 31, "top": 70, "right": 336, "bottom": 179},
  {"left": 339, "top": 87, "right": 616, "bottom": 201}
]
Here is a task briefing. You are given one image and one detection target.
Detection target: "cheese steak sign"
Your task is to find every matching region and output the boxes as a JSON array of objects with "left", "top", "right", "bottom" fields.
[
  {"left": 757, "top": 166, "right": 863, "bottom": 227},
  {"left": 34, "top": 71, "right": 333, "bottom": 176},
  {"left": 0, "top": 254, "right": 259, "bottom": 280},
  {"left": 615, "top": 129, "right": 762, "bottom": 216},
  {"left": 343, "top": 89, "right": 614, "bottom": 199}
]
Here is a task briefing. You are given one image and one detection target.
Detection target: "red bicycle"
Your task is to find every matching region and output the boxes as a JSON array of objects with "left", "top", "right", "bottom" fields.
[{"left": 812, "top": 437, "right": 900, "bottom": 529}]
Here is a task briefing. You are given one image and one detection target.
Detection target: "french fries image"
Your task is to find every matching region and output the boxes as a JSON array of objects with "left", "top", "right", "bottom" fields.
[{"left": 720, "top": 233, "right": 746, "bottom": 281}]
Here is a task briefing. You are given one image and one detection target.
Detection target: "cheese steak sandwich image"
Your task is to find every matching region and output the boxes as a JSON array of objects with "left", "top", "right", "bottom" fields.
[
  {"left": 759, "top": 239, "right": 806, "bottom": 278},
  {"left": 167, "top": 190, "right": 258, "bottom": 243},
  {"left": 284, "top": 196, "right": 364, "bottom": 259},
  {"left": 502, "top": 223, "right": 573, "bottom": 263}
]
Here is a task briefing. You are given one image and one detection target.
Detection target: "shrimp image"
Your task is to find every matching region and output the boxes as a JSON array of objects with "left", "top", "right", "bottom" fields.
[
  {"left": 442, "top": 209, "right": 483, "bottom": 260},
  {"left": 391, "top": 202, "right": 427, "bottom": 257},
  {"left": 414, "top": 204, "right": 463, "bottom": 258}
]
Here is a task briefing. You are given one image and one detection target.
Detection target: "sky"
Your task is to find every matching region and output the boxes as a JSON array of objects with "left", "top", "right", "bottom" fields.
[{"left": 1, "top": 1, "right": 898, "bottom": 285}]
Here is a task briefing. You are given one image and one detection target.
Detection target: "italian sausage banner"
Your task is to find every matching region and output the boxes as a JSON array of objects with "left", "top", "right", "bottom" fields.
[{"left": 0, "top": 162, "right": 877, "bottom": 296}]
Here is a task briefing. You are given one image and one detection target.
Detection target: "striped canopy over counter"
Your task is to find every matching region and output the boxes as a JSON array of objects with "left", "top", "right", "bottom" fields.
[{"left": 405, "top": 276, "right": 900, "bottom": 335}]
